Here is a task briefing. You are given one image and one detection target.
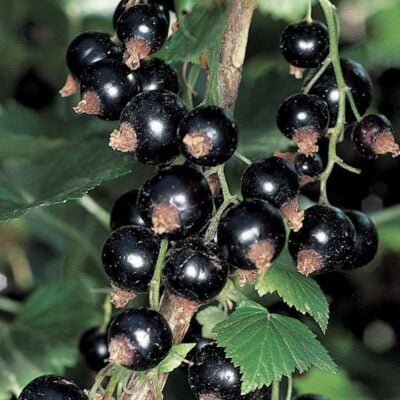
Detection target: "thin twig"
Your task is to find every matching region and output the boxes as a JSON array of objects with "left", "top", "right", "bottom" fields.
[{"left": 78, "top": 195, "right": 110, "bottom": 229}]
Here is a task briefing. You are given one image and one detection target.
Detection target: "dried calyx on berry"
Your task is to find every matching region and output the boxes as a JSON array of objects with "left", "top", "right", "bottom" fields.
[
  {"left": 109, "top": 90, "right": 187, "bottom": 164},
  {"left": 294, "top": 152, "right": 324, "bottom": 185},
  {"left": 276, "top": 93, "right": 330, "bottom": 155},
  {"left": 352, "top": 113, "right": 400, "bottom": 159},
  {"left": 79, "top": 326, "right": 109, "bottom": 371},
  {"left": 108, "top": 307, "right": 172, "bottom": 371},
  {"left": 241, "top": 156, "right": 304, "bottom": 231},
  {"left": 288, "top": 205, "right": 356, "bottom": 276}
]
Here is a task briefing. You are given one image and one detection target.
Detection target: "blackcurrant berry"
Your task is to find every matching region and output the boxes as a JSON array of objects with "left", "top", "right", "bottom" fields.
[
  {"left": 288, "top": 205, "right": 356, "bottom": 275},
  {"left": 351, "top": 113, "right": 400, "bottom": 159},
  {"left": 178, "top": 106, "right": 239, "bottom": 166},
  {"left": 136, "top": 58, "right": 179, "bottom": 93},
  {"left": 116, "top": 5, "right": 169, "bottom": 69},
  {"left": 342, "top": 210, "right": 378, "bottom": 270},
  {"left": 79, "top": 326, "right": 109, "bottom": 371},
  {"left": 305, "top": 58, "right": 372, "bottom": 126},
  {"left": 101, "top": 225, "right": 160, "bottom": 307},
  {"left": 110, "top": 189, "right": 146, "bottom": 230},
  {"left": 18, "top": 375, "right": 87, "bottom": 400},
  {"left": 108, "top": 307, "right": 172, "bottom": 371},
  {"left": 294, "top": 152, "right": 323, "bottom": 179},
  {"left": 276, "top": 93, "right": 329, "bottom": 155},
  {"left": 188, "top": 344, "right": 271, "bottom": 400},
  {"left": 74, "top": 59, "right": 140, "bottom": 121},
  {"left": 109, "top": 90, "right": 187, "bottom": 164},
  {"left": 280, "top": 20, "right": 329, "bottom": 69},
  {"left": 241, "top": 156, "right": 303, "bottom": 231},
  {"left": 293, "top": 395, "right": 330, "bottom": 400},
  {"left": 137, "top": 165, "right": 213, "bottom": 240},
  {"left": 163, "top": 238, "right": 229, "bottom": 303},
  {"left": 217, "top": 199, "right": 286, "bottom": 278}
]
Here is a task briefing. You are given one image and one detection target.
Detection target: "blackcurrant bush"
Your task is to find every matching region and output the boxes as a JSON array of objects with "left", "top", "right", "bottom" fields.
[
  {"left": 351, "top": 113, "right": 400, "bottom": 159},
  {"left": 101, "top": 225, "right": 160, "bottom": 307},
  {"left": 116, "top": 5, "right": 169, "bottom": 69},
  {"left": 276, "top": 93, "right": 329, "bottom": 154},
  {"left": 137, "top": 165, "right": 213, "bottom": 240},
  {"left": 293, "top": 395, "right": 330, "bottom": 400},
  {"left": 294, "top": 152, "right": 323, "bottom": 179},
  {"left": 305, "top": 58, "right": 372, "bottom": 126},
  {"left": 280, "top": 20, "right": 329, "bottom": 69},
  {"left": 217, "top": 199, "right": 286, "bottom": 278},
  {"left": 177, "top": 106, "right": 239, "bottom": 166},
  {"left": 288, "top": 205, "right": 356, "bottom": 275},
  {"left": 110, "top": 189, "right": 146, "bottom": 230},
  {"left": 136, "top": 58, "right": 179, "bottom": 93},
  {"left": 241, "top": 156, "right": 303, "bottom": 231},
  {"left": 108, "top": 307, "right": 172, "bottom": 371},
  {"left": 74, "top": 59, "right": 140, "bottom": 121},
  {"left": 79, "top": 326, "right": 109, "bottom": 371},
  {"left": 18, "top": 375, "right": 87, "bottom": 400},
  {"left": 109, "top": 90, "right": 187, "bottom": 164},
  {"left": 163, "top": 238, "right": 229, "bottom": 303}
]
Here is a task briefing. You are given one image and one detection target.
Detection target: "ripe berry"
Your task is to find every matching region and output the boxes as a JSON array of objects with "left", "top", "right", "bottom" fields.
[
  {"left": 352, "top": 113, "right": 400, "bottom": 159},
  {"left": 108, "top": 307, "right": 172, "bottom": 371},
  {"left": 109, "top": 90, "right": 187, "bottom": 164},
  {"left": 116, "top": 5, "right": 169, "bottom": 69},
  {"left": 178, "top": 106, "right": 239, "bottom": 166},
  {"left": 188, "top": 344, "right": 271, "bottom": 400},
  {"left": 217, "top": 199, "right": 286, "bottom": 278},
  {"left": 79, "top": 326, "right": 109, "bottom": 371},
  {"left": 288, "top": 205, "right": 356, "bottom": 276},
  {"left": 101, "top": 225, "right": 160, "bottom": 307},
  {"left": 294, "top": 152, "right": 323, "bottom": 179},
  {"left": 163, "top": 238, "right": 229, "bottom": 303},
  {"left": 136, "top": 58, "right": 179, "bottom": 93},
  {"left": 294, "top": 396, "right": 330, "bottom": 400},
  {"left": 280, "top": 20, "right": 329, "bottom": 69},
  {"left": 137, "top": 165, "right": 213, "bottom": 240},
  {"left": 18, "top": 375, "right": 87, "bottom": 400},
  {"left": 73, "top": 59, "right": 140, "bottom": 121},
  {"left": 110, "top": 189, "right": 146, "bottom": 230},
  {"left": 276, "top": 93, "right": 329, "bottom": 155},
  {"left": 305, "top": 58, "right": 372, "bottom": 126}
]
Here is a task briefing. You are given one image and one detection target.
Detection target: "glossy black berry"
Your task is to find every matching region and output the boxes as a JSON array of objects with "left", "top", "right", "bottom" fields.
[
  {"left": 137, "top": 165, "right": 213, "bottom": 240},
  {"left": 342, "top": 210, "right": 378, "bottom": 270},
  {"left": 110, "top": 189, "right": 146, "bottom": 230},
  {"left": 79, "top": 326, "right": 109, "bottom": 371},
  {"left": 74, "top": 59, "right": 140, "bottom": 121},
  {"left": 18, "top": 375, "right": 87, "bottom": 400},
  {"left": 294, "top": 396, "right": 330, "bottom": 400},
  {"left": 294, "top": 152, "right": 323, "bottom": 178},
  {"left": 217, "top": 199, "right": 286, "bottom": 273},
  {"left": 276, "top": 93, "right": 329, "bottom": 154},
  {"left": 352, "top": 113, "right": 400, "bottom": 159},
  {"left": 288, "top": 205, "right": 356, "bottom": 275},
  {"left": 163, "top": 238, "right": 229, "bottom": 303},
  {"left": 305, "top": 58, "right": 372, "bottom": 126},
  {"left": 178, "top": 106, "right": 239, "bottom": 166},
  {"left": 109, "top": 90, "right": 187, "bottom": 164},
  {"left": 188, "top": 344, "right": 271, "bottom": 400},
  {"left": 108, "top": 307, "right": 172, "bottom": 371}
]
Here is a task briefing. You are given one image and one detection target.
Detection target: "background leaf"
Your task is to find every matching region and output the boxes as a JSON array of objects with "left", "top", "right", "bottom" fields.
[
  {"left": 157, "top": 343, "right": 196, "bottom": 374},
  {"left": 196, "top": 305, "right": 227, "bottom": 339}
]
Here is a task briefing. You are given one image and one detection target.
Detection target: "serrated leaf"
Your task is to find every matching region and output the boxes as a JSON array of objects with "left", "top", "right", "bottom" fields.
[
  {"left": 157, "top": 343, "right": 196, "bottom": 374},
  {"left": 213, "top": 299, "right": 336, "bottom": 394},
  {"left": 196, "top": 306, "right": 227, "bottom": 339}
]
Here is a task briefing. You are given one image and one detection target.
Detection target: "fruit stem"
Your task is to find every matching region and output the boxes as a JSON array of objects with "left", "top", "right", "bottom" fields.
[
  {"left": 104, "top": 366, "right": 125, "bottom": 400},
  {"left": 306, "top": 0, "right": 313, "bottom": 22},
  {"left": 272, "top": 381, "right": 280, "bottom": 400},
  {"left": 345, "top": 87, "right": 362, "bottom": 122},
  {"left": 149, "top": 239, "right": 169, "bottom": 311},
  {"left": 285, "top": 375, "right": 293, "bottom": 400},
  {"left": 235, "top": 151, "right": 253, "bottom": 165},
  {"left": 102, "top": 293, "right": 112, "bottom": 329},
  {"left": 0, "top": 296, "right": 21, "bottom": 314},
  {"left": 303, "top": 56, "right": 331, "bottom": 94},
  {"left": 78, "top": 195, "right": 110, "bottom": 229}
]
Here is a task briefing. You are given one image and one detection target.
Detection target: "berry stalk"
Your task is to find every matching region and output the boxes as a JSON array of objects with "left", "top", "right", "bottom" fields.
[{"left": 149, "top": 238, "right": 169, "bottom": 311}]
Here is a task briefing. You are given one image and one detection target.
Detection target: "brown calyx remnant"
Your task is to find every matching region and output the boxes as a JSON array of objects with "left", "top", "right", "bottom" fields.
[
  {"left": 183, "top": 131, "right": 213, "bottom": 159},
  {"left": 293, "top": 128, "right": 319, "bottom": 155},
  {"left": 207, "top": 173, "right": 221, "bottom": 198},
  {"left": 151, "top": 202, "right": 180, "bottom": 235},
  {"left": 109, "top": 122, "right": 137, "bottom": 153},
  {"left": 247, "top": 240, "right": 275, "bottom": 278},
  {"left": 280, "top": 197, "right": 304, "bottom": 232},
  {"left": 299, "top": 175, "right": 318, "bottom": 187},
  {"left": 59, "top": 74, "right": 80, "bottom": 97},
  {"left": 172, "top": 20, "right": 180, "bottom": 34},
  {"left": 124, "top": 38, "right": 151, "bottom": 70},
  {"left": 289, "top": 64, "right": 305, "bottom": 80},
  {"left": 372, "top": 131, "right": 400, "bottom": 157},
  {"left": 73, "top": 91, "right": 101, "bottom": 116},
  {"left": 110, "top": 284, "right": 136, "bottom": 308},
  {"left": 108, "top": 334, "right": 136, "bottom": 366},
  {"left": 274, "top": 150, "right": 296, "bottom": 162},
  {"left": 235, "top": 268, "right": 257, "bottom": 287},
  {"left": 296, "top": 249, "right": 323, "bottom": 276},
  {"left": 199, "top": 395, "right": 221, "bottom": 400}
]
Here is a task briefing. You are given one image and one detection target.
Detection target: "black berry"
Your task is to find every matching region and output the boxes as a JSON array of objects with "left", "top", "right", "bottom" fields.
[
  {"left": 294, "top": 152, "right": 323, "bottom": 178},
  {"left": 108, "top": 307, "right": 172, "bottom": 371},
  {"left": 276, "top": 93, "right": 329, "bottom": 155},
  {"left": 137, "top": 165, "right": 213, "bottom": 240},
  {"left": 178, "top": 106, "right": 239, "bottom": 166},
  {"left": 109, "top": 90, "right": 187, "bottom": 164},
  {"left": 79, "top": 326, "right": 109, "bottom": 371},
  {"left": 18, "top": 375, "right": 87, "bottom": 400},
  {"left": 288, "top": 205, "right": 356, "bottom": 275},
  {"left": 293, "top": 396, "right": 330, "bottom": 400},
  {"left": 352, "top": 113, "right": 400, "bottom": 159}
]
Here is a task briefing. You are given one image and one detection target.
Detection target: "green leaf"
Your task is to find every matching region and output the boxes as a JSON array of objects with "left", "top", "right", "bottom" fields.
[
  {"left": 196, "top": 306, "right": 227, "bottom": 339},
  {"left": 157, "top": 343, "right": 196, "bottom": 374},
  {"left": 257, "top": 0, "right": 317, "bottom": 21},
  {"left": 213, "top": 299, "right": 336, "bottom": 394}
]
